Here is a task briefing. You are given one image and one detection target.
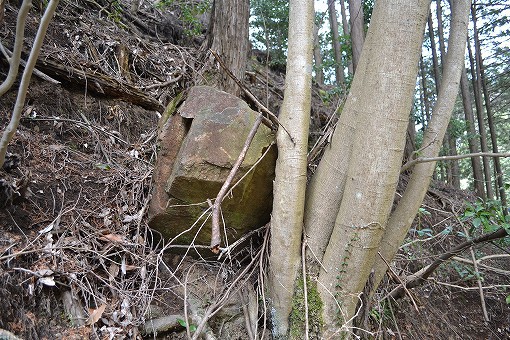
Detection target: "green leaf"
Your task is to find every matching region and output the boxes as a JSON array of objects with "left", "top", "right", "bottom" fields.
[
  {"left": 177, "top": 318, "right": 187, "bottom": 327},
  {"left": 189, "top": 324, "right": 197, "bottom": 332},
  {"left": 95, "top": 163, "right": 111, "bottom": 170},
  {"left": 472, "top": 217, "right": 482, "bottom": 228},
  {"left": 506, "top": 295, "right": 510, "bottom": 304}
]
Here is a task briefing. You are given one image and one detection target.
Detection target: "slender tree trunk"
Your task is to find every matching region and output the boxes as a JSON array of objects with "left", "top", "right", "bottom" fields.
[
  {"left": 328, "top": 0, "right": 346, "bottom": 87},
  {"left": 437, "top": 0, "right": 460, "bottom": 188},
  {"left": 348, "top": 0, "right": 365, "bottom": 73},
  {"left": 420, "top": 55, "right": 432, "bottom": 125},
  {"left": 427, "top": 11, "right": 441, "bottom": 92},
  {"left": 404, "top": 117, "right": 417, "bottom": 163},
  {"left": 208, "top": 0, "right": 250, "bottom": 96},
  {"left": 339, "top": 0, "right": 353, "bottom": 75},
  {"left": 468, "top": 38, "right": 494, "bottom": 199},
  {"left": 472, "top": 3, "right": 508, "bottom": 210},
  {"left": 313, "top": 21, "right": 325, "bottom": 86},
  {"left": 267, "top": 0, "right": 314, "bottom": 336},
  {"left": 371, "top": 0, "right": 471, "bottom": 302},
  {"left": 460, "top": 66, "right": 485, "bottom": 198}
]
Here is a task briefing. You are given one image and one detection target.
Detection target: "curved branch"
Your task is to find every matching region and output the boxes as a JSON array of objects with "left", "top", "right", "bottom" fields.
[
  {"left": 388, "top": 228, "right": 508, "bottom": 300},
  {"left": 0, "top": 0, "right": 60, "bottom": 167},
  {"left": 0, "top": 0, "right": 32, "bottom": 96}
]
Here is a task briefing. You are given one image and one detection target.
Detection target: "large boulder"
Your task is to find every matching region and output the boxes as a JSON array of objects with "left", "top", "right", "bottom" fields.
[{"left": 149, "top": 86, "right": 276, "bottom": 251}]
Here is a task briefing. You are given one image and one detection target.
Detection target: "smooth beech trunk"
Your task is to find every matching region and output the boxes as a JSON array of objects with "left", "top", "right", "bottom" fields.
[
  {"left": 311, "top": 1, "right": 431, "bottom": 335},
  {"left": 372, "top": 0, "right": 471, "bottom": 296},
  {"left": 267, "top": 0, "right": 314, "bottom": 336}
]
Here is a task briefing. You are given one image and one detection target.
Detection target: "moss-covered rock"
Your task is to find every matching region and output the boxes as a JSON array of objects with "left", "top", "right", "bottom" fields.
[{"left": 149, "top": 86, "right": 276, "bottom": 253}]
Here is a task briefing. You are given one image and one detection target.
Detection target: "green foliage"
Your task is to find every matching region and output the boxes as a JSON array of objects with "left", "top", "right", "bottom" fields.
[
  {"left": 250, "top": 0, "right": 289, "bottom": 68},
  {"left": 177, "top": 318, "right": 197, "bottom": 331},
  {"left": 107, "top": 0, "right": 124, "bottom": 25},
  {"left": 369, "top": 300, "right": 391, "bottom": 323},
  {"left": 461, "top": 199, "right": 510, "bottom": 237},
  {"left": 363, "top": 0, "right": 375, "bottom": 26},
  {"left": 156, "top": 0, "right": 210, "bottom": 37},
  {"left": 289, "top": 276, "right": 323, "bottom": 338}
]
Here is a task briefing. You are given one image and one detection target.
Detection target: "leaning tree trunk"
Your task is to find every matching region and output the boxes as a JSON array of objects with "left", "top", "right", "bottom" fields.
[
  {"left": 267, "top": 0, "right": 314, "bottom": 336},
  {"left": 371, "top": 0, "right": 471, "bottom": 297},
  {"left": 207, "top": 0, "right": 250, "bottom": 96}
]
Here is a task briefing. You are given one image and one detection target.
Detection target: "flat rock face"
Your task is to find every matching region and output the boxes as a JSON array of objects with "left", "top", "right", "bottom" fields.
[{"left": 149, "top": 86, "right": 276, "bottom": 250}]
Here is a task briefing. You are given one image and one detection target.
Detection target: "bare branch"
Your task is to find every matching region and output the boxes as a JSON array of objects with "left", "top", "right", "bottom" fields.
[
  {"left": 401, "top": 152, "right": 510, "bottom": 172},
  {"left": 0, "top": 0, "right": 60, "bottom": 167},
  {"left": 0, "top": 0, "right": 32, "bottom": 95},
  {"left": 210, "top": 114, "right": 263, "bottom": 252}
]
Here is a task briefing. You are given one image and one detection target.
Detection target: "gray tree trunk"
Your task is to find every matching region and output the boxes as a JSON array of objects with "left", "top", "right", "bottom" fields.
[
  {"left": 313, "top": 21, "right": 325, "bottom": 86},
  {"left": 371, "top": 0, "right": 471, "bottom": 299},
  {"left": 339, "top": 0, "right": 353, "bottom": 75},
  {"left": 307, "top": 1, "right": 432, "bottom": 335},
  {"left": 267, "top": 0, "right": 314, "bottom": 336}
]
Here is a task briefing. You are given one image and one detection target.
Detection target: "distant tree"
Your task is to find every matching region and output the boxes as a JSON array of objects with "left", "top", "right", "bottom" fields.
[
  {"left": 250, "top": 0, "right": 289, "bottom": 69},
  {"left": 327, "top": 0, "right": 346, "bottom": 86},
  {"left": 207, "top": 0, "right": 250, "bottom": 96},
  {"left": 348, "top": 0, "right": 365, "bottom": 73}
]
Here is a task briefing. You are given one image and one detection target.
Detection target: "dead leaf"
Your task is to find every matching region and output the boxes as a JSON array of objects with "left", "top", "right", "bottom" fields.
[
  {"left": 108, "top": 263, "right": 119, "bottom": 281},
  {"left": 38, "top": 276, "right": 56, "bottom": 286},
  {"left": 86, "top": 304, "right": 107, "bottom": 325},
  {"left": 100, "top": 234, "right": 125, "bottom": 243}
]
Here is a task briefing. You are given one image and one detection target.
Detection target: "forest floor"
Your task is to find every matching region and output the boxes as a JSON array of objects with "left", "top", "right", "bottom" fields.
[{"left": 1, "top": 1, "right": 509, "bottom": 339}]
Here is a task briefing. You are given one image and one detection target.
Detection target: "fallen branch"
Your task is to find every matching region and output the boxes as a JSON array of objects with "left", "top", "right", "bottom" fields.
[
  {"left": 210, "top": 114, "right": 263, "bottom": 252},
  {"left": 388, "top": 227, "right": 509, "bottom": 299},
  {"left": 35, "top": 57, "right": 165, "bottom": 112}
]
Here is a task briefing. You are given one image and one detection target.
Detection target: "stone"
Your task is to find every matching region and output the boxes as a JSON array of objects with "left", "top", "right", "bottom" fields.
[{"left": 149, "top": 86, "right": 276, "bottom": 252}]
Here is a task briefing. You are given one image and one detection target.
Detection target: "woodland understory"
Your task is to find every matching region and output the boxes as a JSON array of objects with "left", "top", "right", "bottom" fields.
[{"left": 0, "top": 0, "right": 509, "bottom": 339}]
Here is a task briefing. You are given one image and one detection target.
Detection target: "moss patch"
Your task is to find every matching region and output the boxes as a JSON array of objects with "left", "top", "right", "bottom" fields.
[{"left": 289, "top": 275, "right": 323, "bottom": 339}]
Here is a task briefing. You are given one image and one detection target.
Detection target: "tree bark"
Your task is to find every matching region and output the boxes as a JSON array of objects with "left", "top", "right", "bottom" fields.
[
  {"left": 267, "top": 0, "right": 314, "bottom": 336},
  {"left": 328, "top": 0, "right": 346, "bottom": 86},
  {"left": 348, "top": 0, "right": 365, "bottom": 74},
  {"left": 208, "top": 0, "right": 250, "bottom": 96},
  {"left": 371, "top": 0, "right": 471, "bottom": 298}
]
